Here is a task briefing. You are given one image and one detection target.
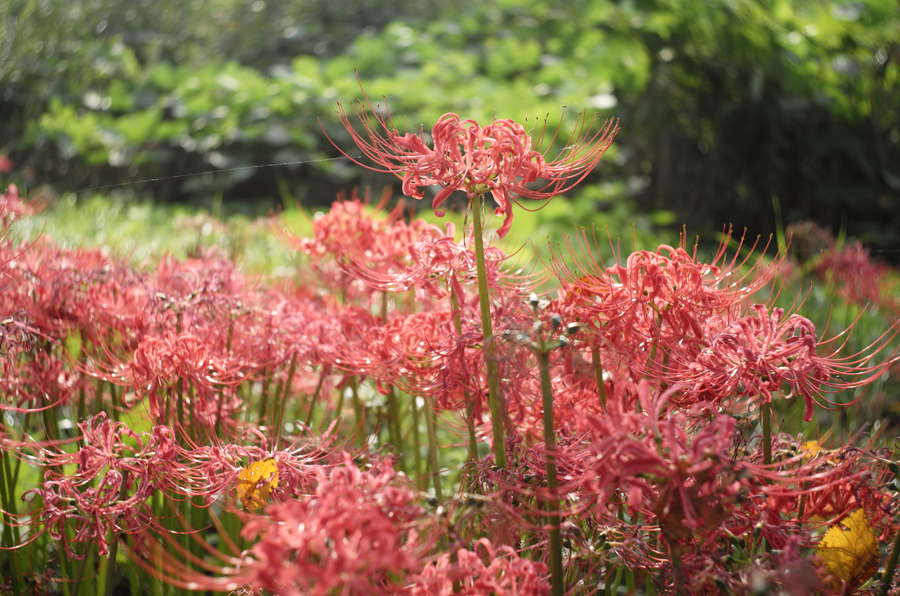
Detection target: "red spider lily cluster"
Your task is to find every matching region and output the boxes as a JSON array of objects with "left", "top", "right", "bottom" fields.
[{"left": 1, "top": 110, "right": 900, "bottom": 596}]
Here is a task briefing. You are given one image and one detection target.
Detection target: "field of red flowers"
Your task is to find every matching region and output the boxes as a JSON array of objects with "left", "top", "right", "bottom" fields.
[{"left": 2, "top": 106, "right": 900, "bottom": 596}]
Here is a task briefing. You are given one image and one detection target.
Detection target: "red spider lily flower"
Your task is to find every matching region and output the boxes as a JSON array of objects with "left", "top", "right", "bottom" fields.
[
  {"left": 0, "top": 242, "right": 135, "bottom": 342},
  {"left": 790, "top": 220, "right": 900, "bottom": 316},
  {"left": 0, "top": 183, "right": 44, "bottom": 226},
  {"left": 104, "top": 330, "right": 247, "bottom": 423},
  {"left": 71, "top": 413, "right": 153, "bottom": 480},
  {"left": 362, "top": 307, "right": 486, "bottom": 415},
  {"left": 169, "top": 424, "right": 341, "bottom": 505},
  {"left": 327, "top": 89, "right": 617, "bottom": 238},
  {"left": 65, "top": 413, "right": 179, "bottom": 488},
  {"left": 151, "top": 249, "right": 246, "bottom": 305},
  {"left": 0, "top": 241, "right": 151, "bottom": 346},
  {"left": 0, "top": 353, "right": 78, "bottom": 411},
  {"left": 537, "top": 388, "right": 883, "bottom": 593},
  {"left": 279, "top": 193, "right": 418, "bottom": 264},
  {"left": 786, "top": 443, "right": 898, "bottom": 538},
  {"left": 154, "top": 456, "right": 425, "bottom": 595},
  {"left": 555, "top": 231, "right": 783, "bottom": 354},
  {"left": 236, "top": 458, "right": 425, "bottom": 596},
  {"left": 411, "top": 539, "right": 549, "bottom": 596},
  {"left": 677, "top": 304, "right": 899, "bottom": 421},
  {"left": 25, "top": 468, "right": 153, "bottom": 559},
  {"left": 341, "top": 219, "right": 525, "bottom": 305},
  {"left": 815, "top": 240, "right": 899, "bottom": 316},
  {"left": 687, "top": 535, "right": 824, "bottom": 596},
  {"left": 367, "top": 282, "right": 536, "bottom": 421},
  {"left": 279, "top": 194, "right": 464, "bottom": 305}
]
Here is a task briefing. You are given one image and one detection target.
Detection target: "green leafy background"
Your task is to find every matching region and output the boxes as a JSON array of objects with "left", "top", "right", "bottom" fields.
[{"left": 1, "top": 0, "right": 898, "bottom": 253}]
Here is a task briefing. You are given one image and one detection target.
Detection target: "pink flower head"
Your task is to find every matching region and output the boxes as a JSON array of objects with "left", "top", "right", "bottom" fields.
[
  {"left": 236, "top": 456, "right": 424, "bottom": 596},
  {"left": 411, "top": 539, "right": 549, "bottom": 596},
  {"left": 1, "top": 183, "right": 44, "bottom": 226},
  {"left": 555, "top": 231, "right": 782, "bottom": 350},
  {"left": 27, "top": 468, "right": 153, "bottom": 559},
  {"left": 326, "top": 87, "right": 617, "bottom": 238},
  {"left": 679, "top": 304, "right": 898, "bottom": 421}
]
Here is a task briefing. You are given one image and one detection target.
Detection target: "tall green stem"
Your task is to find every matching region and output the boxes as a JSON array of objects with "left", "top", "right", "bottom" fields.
[
  {"left": 256, "top": 368, "right": 270, "bottom": 427},
  {"left": 303, "top": 368, "right": 327, "bottom": 428},
  {"left": 0, "top": 450, "right": 23, "bottom": 595},
  {"left": 591, "top": 344, "right": 607, "bottom": 409},
  {"left": 669, "top": 543, "right": 686, "bottom": 595},
  {"left": 761, "top": 401, "right": 772, "bottom": 467},
  {"left": 151, "top": 490, "right": 164, "bottom": 596},
  {"left": 879, "top": 521, "right": 900, "bottom": 596},
  {"left": 471, "top": 196, "right": 507, "bottom": 469},
  {"left": 422, "top": 394, "right": 443, "bottom": 503},
  {"left": 409, "top": 392, "right": 424, "bottom": 489},
  {"left": 70, "top": 544, "right": 92, "bottom": 596},
  {"left": 759, "top": 399, "right": 772, "bottom": 553},
  {"left": 77, "top": 330, "right": 88, "bottom": 422},
  {"left": 349, "top": 375, "right": 368, "bottom": 447},
  {"left": 104, "top": 472, "right": 130, "bottom": 596},
  {"left": 449, "top": 283, "right": 479, "bottom": 464},
  {"left": 387, "top": 387, "right": 404, "bottom": 461},
  {"left": 275, "top": 354, "right": 298, "bottom": 446},
  {"left": 537, "top": 351, "right": 564, "bottom": 596}
]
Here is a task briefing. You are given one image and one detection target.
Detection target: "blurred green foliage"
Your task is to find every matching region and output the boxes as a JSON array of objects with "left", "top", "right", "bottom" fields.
[
  {"left": 1, "top": 0, "right": 898, "bottom": 252},
  {"left": 10, "top": 192, "right": 303, "bottom": 273},
  {"left": 12, "top": 184, "right": 672, "bottom": 281}
]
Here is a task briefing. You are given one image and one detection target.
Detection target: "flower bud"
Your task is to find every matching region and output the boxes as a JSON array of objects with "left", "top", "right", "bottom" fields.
[{"left": 551, "top": 314, "right": 562, "bottom": 332}]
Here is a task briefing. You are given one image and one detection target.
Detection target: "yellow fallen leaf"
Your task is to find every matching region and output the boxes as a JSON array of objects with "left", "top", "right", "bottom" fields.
[
  {"left": 802, "top": 440, "right": 824, "bottom": 459},
  {"left": 816, "top": 508, "right": 879, "bottom": 589},
  {"left": 236, "top": 458, "right": 279, "bottom": 511}
]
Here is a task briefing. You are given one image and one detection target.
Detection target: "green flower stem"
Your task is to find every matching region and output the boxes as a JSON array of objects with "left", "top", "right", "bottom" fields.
[
  {"left": 537, "top": 350, "right": 564, "bottom": 596},
  {"left": 591, "top": 344, "right": 607, "bottom": 409},
  {"left": 76, "top": 335, "right": 88, "bottom": 424},
  {"left": 188, "top": 494, "right": 205, "bottom": 575},
  {"left": 256, "top": 368, "right": 271, "bottom": 428},
  {"left": 303, "top": 368, "right": 327, "bottom": 428},
  {"left": 275, "top": 354, "right": 298, "bottom": 445},
  {"left": 332, "top": 382, "right": 346, "bottom": 429},
  {"left": 879, "top": 522, "right": 900, "bottom": 596},
  {"left": 670, "top": 543, "right": 686, "bottom": 596},
  {"left": 207, "top": 508, "right": 240, "bottom": 557},
  {"left": 605, "top": 567, "right": 624, "bottom": 596},
  {"left": 70, "top": 541, "right": 92, "bottom": 596},
  {"left": 422, "top": 394, "right": 443, "bottom": 503},
  {"left": 349, "top": 375, "right": 368, "bottom": 447},
  {"left": 177, "top": 491, "right": 192, "bottom": 595},
  {"left": 409, "top": 391, "right": 425, "bottom": 489},
  {"left": 0, "top": 450, "right": 23, "bottom": 596},
  {"left": 269, "top": 377, "right": 284, "bottom": 433},
  {"left": 11, "top": 412, "right": 28, "bottom": 486},
  {"left": 103, "top": 472, "right": 130, "bottom": 596},
  {"left": 0, "top": 450, "right": 20, "bottom": 545},
  {"left": 471, "top": 195, "right": 507, "bottom": 469},
  {"left": 761, "top": 401, "right": 772, "bottom": 467},
  {"left": 388, "top": 387, "right": 404, "bottom": 462},
  {"left": 151, "top": 490, "right": 164, "bottom": 596},
  {"left": 105, "top": 379, "right": 119, "bottom": 423},
  {"left": 449, "top": 282, "right": 479, "bottom": 465}
]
